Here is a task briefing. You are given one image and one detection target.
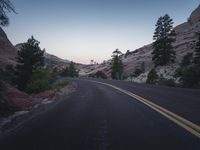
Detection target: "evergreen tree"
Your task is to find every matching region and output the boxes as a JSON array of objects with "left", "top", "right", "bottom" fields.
[
  {"left": 15, "top": 36, "right": 44, "bottom": 90},
  {"left": 152, "top": 14, "right": 176, "bottom": 66},
  {"left": 111, "top": 49, "right": 123, "bottom": 80},
  {"left": 0, "top": 0, "right": 16, "bottom": 26},
  {"left": 125, "top": 50, "right": 131, "bottom": 58},
  {"left": 181, "top": 53, "right": 193, "bottom": 67},
  {"left": 69, "top": 61, "right": 78, "bottom": 77},
  {"left": 62, "top": 66, "right": 69, "bottom": 77},
  {"left": 193, "top": 33, "right": 200, "bottom": 65},
  {"left": 146, "top": 69, "right": 158, "bottom": 84}
]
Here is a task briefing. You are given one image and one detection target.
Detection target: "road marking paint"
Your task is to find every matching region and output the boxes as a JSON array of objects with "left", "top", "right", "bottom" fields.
[{"left": 84, "top": 79, "right": 200, "bottom": 139}]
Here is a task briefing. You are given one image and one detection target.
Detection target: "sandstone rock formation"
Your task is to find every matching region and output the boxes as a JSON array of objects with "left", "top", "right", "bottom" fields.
[{"left": 0, "top": 27, "right": 17, "bottom": 68}]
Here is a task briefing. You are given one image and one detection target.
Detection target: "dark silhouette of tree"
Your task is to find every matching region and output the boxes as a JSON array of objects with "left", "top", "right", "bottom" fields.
[
  {"left": 146, "top": 69, "right": 158, "bottom": 84},
  {"left": 175, "top": 33, "right": 200, "bottom": 89},
  {"left": 152, "top": 14, "right": 176, "bottom": 66},
  {"left": 181, "top": 53, "right": 193, "bottom": 67},
  {"left": 125, "top": 50, "right": 131, "bottom": 58},
  {"left": 193, "top": 33, "right": 200, "bottom": 65},
  {"left": 61, "top": 66, "right": 69, "bottom": 77},
  {"left": 93, "top": 71, "right": 107, "bottom": 79},
  {"left": 15, "top": 36, "right": 44, "bottom": 90},
  {"left": 0, "top": 0, "right": 16, "bottom": 26},
  {"left": 111, "top": 49, "right": 123, "bottom": 80},
  {"left": 177, "top": 66, "right": 200, "bottom": 88},
  {"left": 69, "top": 61, "right": 78, "bottom": 77}
]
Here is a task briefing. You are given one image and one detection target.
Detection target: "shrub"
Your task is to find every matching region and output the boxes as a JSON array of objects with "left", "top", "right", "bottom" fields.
[
  {"left": 181, "top": 52, "right": 193, "bottom": 67},
  {"left": 158, "top": 78, "right": 176, "bottom": 87},
  {"left": 94, "top": 71, "right": 107, "bottom": 79},
  {"left": 132, "top": 68, "right": 143, "bottom": 77},
  {"left": 53, "top": 80, "right": 70, "bottom": 91},
  {"left": 177, "top": 65, "right": 200, "bottom": 88},
  {"left": 26, "top": 79, "right": 51, "bottom": 94},
  {"left": 146, "top": 69, "right": 159, "bottom": 84},
  {"left": 26, "top": 69, "right": 52, "bottom": 93}
]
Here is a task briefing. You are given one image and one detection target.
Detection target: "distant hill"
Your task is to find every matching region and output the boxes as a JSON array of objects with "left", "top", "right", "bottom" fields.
[{"left": 15, "top": 43, "right": 70, "bottom": 67}]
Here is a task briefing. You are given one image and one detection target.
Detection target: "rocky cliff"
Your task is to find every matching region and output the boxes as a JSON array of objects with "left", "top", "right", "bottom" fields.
[{"left": 0, "top": 27, "right": 17, "bottom": 67}]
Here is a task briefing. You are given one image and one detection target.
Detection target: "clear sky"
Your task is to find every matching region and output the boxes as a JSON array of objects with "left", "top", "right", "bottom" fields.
[{"left": 3, "top": 0, "right": 200, "bottom": 64}]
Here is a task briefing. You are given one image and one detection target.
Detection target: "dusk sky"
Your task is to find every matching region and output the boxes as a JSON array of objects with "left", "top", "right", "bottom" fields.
[{"left": 3, "top": 0, "right": 200, "bottom": 64}]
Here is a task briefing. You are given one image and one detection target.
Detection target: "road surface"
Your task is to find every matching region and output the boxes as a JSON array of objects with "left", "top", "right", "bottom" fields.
[{"left": 0, "top": 79, "right": 200, "bottom": 150}]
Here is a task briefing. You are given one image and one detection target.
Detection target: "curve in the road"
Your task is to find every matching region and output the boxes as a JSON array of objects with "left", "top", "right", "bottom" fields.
[{"left": 84, "top": 79, "right": 200, "bottom": 139}]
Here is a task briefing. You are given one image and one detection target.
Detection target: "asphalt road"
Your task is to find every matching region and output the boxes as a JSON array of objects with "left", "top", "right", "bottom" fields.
[{"left": 0, "top": 79, "right": 200, "bottom": 150}]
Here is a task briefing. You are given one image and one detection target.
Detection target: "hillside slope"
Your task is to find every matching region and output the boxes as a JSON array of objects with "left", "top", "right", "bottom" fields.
[{"left": 81, "top": 5, "right": 200, "bottom": 82}]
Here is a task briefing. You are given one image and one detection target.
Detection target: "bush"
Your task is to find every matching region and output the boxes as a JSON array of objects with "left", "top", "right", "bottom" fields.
[
  {"left": 146, "top": 69, "right": 159, "bottom": 84},
  {"left": 26, "top": 69, "right": 52, "bottom": 93},
  {"left": 53, "top": 80, "right": 70, "bottom": 91},
  {"left": 158, "top": 78, "right": 176, "bottom": 87},
  {"left": 181, "top": 52, "right": 193, "bottom": 67},
  {"left": 95, "top": 71, "right": 107, "bottom": 79},
  {"left": 26, "top": 79, "right": 51, "bottom": 94},
  {"left": 177, "top": 65, "right": 200, "bottom": 88},
  {"left": 89, "top": 71, "right": 107, "bottom": 79},
  {"left": 132, "top": 68, "right": 143, "bottom": 77}
]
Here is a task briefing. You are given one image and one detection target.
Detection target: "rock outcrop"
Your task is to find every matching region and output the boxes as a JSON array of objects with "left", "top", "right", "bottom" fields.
[{"left": 0, "top": 27, "right": 17, "bottom": 67}]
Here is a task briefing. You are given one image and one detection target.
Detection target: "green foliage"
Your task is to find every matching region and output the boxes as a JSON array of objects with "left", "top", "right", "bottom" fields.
[
  {"left": 111, "top": 49, "right": 123, "bottom": 80},
  {"left": 69, "top": 61, "right": 78, "bottom": 77},
  {"left": 132, "top": 68, "right": 143, "bottom": 77},
  {"left": 193, "top": 33, "right": 200, "bottom": 65},
  {"left": 0, "top": 0, "right": 16, "bottom": 26},
  {"left": 181, "top": 53, "right": 193, "bottom": 67},
  {"left": 152, "top": 14, "right": 176, "bottom": 66},
  {"left": 53, "top": 80, "right": 70, "bottom": 91},
  {"left": 61, "top": 66, "right": 69, "bottom": 77},
  {"left": 146, "top": 69, "right": 159, "bottom": 84},
  {"left": 26, "top": 68, "right": 70, "bottom": 94},
  {"left": 26, "top": 69, "right": 51, "bottom": 93},
  {"left": 132, "top": 62, "right": 145, "bottom": 77},
  {"left": 60, "top": 62, "right": 78, "bottom": 77},
  {"left": 158, "top": 78, "right": 176, "bottom": 87},
  {"left": 91, "top": 71, "right": 107, "bottom": 79},
  {"left": 176, "top": 65, "right": 200, "bottom": 88},
  {"left": 26, "top": 79, "right": 51, "bottom": 94},
  {"left": 175, "top": 35, "right": 200, "bottom": 89},
  {"left": 15, "top": 36, "right": 44, "bottom": 90}
]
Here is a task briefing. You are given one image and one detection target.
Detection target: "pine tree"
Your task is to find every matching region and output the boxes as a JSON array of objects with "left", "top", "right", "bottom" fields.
[
  {"left": 181, "top": 53, "right": 193, "bottom": 67},
  {"left": 111, "top": 49, "right": 123, "bottom": 80},
  {"left": 15, "top": 36, "right": 44, "bottom": 90},
  {"left": 69, "top": 61, "right": 78, "bottom": 77},
  {"left": 146, "top": 69, "right": 158, "bottom": 84},
  {"left": 0, "top": 0, "right": 16, "bottom": 26},
  {"left": 152, "top": 14, "right": 176, "bottom": 66},
  {"left": 62, "top": 66, "right": 69, "bottom": 77},
  {"left": 193, "top": 33, "right": 200, "bottom": 65}
]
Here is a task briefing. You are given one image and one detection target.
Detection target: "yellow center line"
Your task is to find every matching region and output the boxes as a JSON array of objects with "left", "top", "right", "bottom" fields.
[{"left": 83, "top": 79, "right": 200, "bottom": 139}]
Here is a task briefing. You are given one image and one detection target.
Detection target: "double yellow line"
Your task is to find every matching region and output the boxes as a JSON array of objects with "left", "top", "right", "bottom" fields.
[{"left": 87, "top": 80, "right": 200, "bottom": 139}]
